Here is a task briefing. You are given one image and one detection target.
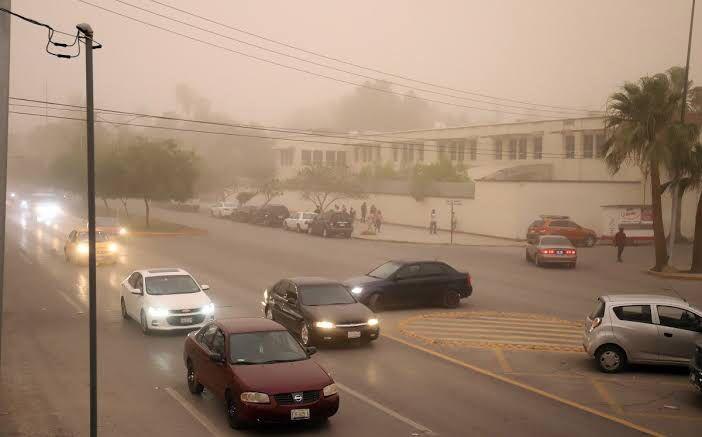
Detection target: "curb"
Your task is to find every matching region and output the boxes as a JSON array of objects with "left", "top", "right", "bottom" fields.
[
  {"left": 646, "top": 268, "right": 702, "bottom": 281},
  {"left": 130, "top": 229, "right": 208, "bottom": 237},
  {"left": 351, "top": 235, "right": 523, "bottom": 247}
]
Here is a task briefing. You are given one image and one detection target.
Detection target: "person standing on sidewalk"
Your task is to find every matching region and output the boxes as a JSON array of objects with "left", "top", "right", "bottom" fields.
[
  {"left": 614, "top": 226, "right": 627, "bottom": 262},
  {"left": 429, "top": 209, "right": 437, "bottom": 234},
  {"left": 349, "top": 207, "right": 356, "bottom": 223},
  {"left": 361, "top": 202, "right": 367, "bottom": 223},
  {"left": 375, "top": 209, "right": 383, "bottom": 233}
]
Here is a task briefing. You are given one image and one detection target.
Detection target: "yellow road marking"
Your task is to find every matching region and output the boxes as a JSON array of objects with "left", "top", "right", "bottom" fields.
[
  {"left": 412, "top": 320, "right": 582, "bottom": 333},
  {"left": 412, "top": 327, "right": 582, "bottom": 340},
  {"left": 493, "top": 349, "right": 513, "bottom": 373},
  {"left": 503, "top": 372, "right": 690, "bottom": 387},
  {"left": 432, "top": 336, "right": 580, "bottom": 346},
  {"left": 383, "top": 333, "right": 664, "bottom": 437},
  {"left": 590, "top": 378, "right": 624, "bottom": 415}
]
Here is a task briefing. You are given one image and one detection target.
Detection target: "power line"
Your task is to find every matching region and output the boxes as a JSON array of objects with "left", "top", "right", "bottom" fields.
[
  {"left": 74, "top": 0, "right": 575, "bottom": 119},
  {"left": 146, "top": 0, "right": 601, "bottom": 114},
  {"left": 106, "top": 0, "right": 594, "bottom": 117},
  {"left": 9, "top": 106, "right": 601, "bottom": 160},
  {"left": 9, "top": 97, "right": 596, "bottom": 158}
]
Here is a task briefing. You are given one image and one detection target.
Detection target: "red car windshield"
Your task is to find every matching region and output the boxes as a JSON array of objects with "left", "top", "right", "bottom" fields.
[{"left": 229, "top": 331, "right": 308, "bottom": 365}]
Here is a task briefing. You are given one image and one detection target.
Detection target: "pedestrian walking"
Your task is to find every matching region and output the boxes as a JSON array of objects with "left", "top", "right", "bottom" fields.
[
  {"left": 370, "top": 204, "right": 377, "bottom": 216},
  {"left": 614, "top": 226, "right": 627, "bottom": 262},
  {"left": 367, "top": 210, "right": 376, "bottom": 233},
  {"left": 429, "top": 209, "right": 437, "bottom": 234},
  {"left": 349, "top": 207, "right": 356, "bottom": 223},
  {"left": 361, "top": 202, "right": 367, "bottom": 223},
  {"left": 375, "top": 209, "right": 383, "bottom": 233}
]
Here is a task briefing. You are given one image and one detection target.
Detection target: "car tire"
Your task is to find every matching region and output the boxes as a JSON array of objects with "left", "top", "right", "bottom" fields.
[
  {"left": 442, "top": 290, "right": 461, "bottom": 308},
  {"left": 368, "top": 293, "right": 383, "bottom": 312},
  {"left": 308, "top": 226, "right": 313, "bottom": 235},
  {"left": 120, "top": 298, "right": 129, "bottom": 320},
  {"left": 300, "top": 323, "right": 312, "bottom": 346},
  {"left": 226, "top": 392, "right": 246, "bottom": 429},
  {"left": 595, "top": 344, "right": 626, "bottom": 373},
  {"left": 585, "top": 236, "right": 596, "bottom": 247},
  {"left": 186, "top": 360, "right": 204, "bottom": 395},
  {"left": 322, "top": 227, "right": 328, "bottom": 238},
  {"left": 570, "top": 262, "right": 577, "bottom": 269},
  {"left": 210, "top": 210, "right": 215, "bottom": 217},
  {"left": 140, "top": 310, "right": 151, "bottom": 335},
  {"left": 345, "top": 232, "right": 351, "bottom": 239},
  {"left": 297, "top": 224, "right": 302, "bottom": 233},
  {"left": 535, "top": 256, "right": 542, "bottom": 267},
  {"left": 525, "top": 250, "right": 531, "bottom": 263}
]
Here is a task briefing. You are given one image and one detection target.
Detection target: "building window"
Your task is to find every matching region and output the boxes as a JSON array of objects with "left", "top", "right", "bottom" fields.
[
  {"left": 518, "top": 138, "right": 527, "bottom": 160},
  {"left": 326, "top": 150, "right": 336, "bottom": 163},
  {"left": 438, "top": 144, "right": 446, "bottom": 160},
  {"left": 508, "top": 139, "right": 517, "bottom": 160},
  {"left": 313, "top": 150, "right": 323, "bottom": 163},
  {"left": 362, "top": 146, "right": 371, "bottom": 163},
  {"left": 418, "top": 145, "right": 424, "bottom": 161},
  {"left": 457, "top": 142, "right": 465, "bottom": 161},
  {"left": 402, "top": 144, "right": 409, "bottom": 162},
  {"left": 596, "top": 133, "right": 606, "bottom": 158},
  {"left": 494, "top": 140, "right": 503, "bottom": 160},
  {"left": 583, "top": 134, "right": 594, "bottom": 159},
  {"left": 533, "top": 137, "right": 542, "bottom": 159},
  {"left": 449, "top": 141, "right": 458, "bottom": 161},
  {"left": 354, "top": 147, "right": 360, "bottom": 162},
  {"left": 301, "top": 150, "right": 312, "bottom": 165},
  {"left": 393, "top": 146, "right": 399, "bottom": 162},
  {"left": 564, "top": 135, "right": 575, "bottom": 159},
  {"left": 408, "top": 145, "right": 414, "bottom": 162},
  {"left": 279, "top": 148, "right": 294, "bottom": 167},
  {"left": 375, "top": 146, "right": 381, "bottom": 160},
  {"left": 336, "top": 151, "right": 346, "bottom": 166},
  {"left": 469, "top": 140, "right": 477, "bottom": 160}
]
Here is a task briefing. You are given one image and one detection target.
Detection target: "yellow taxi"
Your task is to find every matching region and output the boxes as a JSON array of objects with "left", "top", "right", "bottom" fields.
[{"left": 64, "top": 230, "right": 119, "bottom": 265}]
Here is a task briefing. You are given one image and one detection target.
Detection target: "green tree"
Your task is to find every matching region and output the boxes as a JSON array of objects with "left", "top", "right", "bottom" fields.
[
  {"left": 255, "top": 178, "right": 283, "bottom": 207},
  {"left": 602, "top": 72, "right": 686, "bottom": 271},
  {"left": 236, "top": 191, "right": 256, "bottom": 206},
  {"left": 689, "top": 144, "right": 702, "bottom": 272},
  {"left": 290, "top": 165, "right": 365, "bottom": 213}
]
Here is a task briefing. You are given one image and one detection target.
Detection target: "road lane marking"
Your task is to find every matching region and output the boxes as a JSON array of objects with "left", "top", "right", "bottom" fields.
[
  {"left": 56, "top": 289, "right": 85, "bottom": 314},
  {"left": 590, "top": 378, "right": 624, "bottom": 415},
  {"left": 165, "top": 387, "right": 225, "bottom": 437},
  {"left": 383, "top": 333, "right": 664, "bottom": 437},
  {"left": 412, "top": 321, "right": 583, "bottom": 333},
  {"left": 493, "top": 349, "right": 513, "bottom": 373},
  {"left": 335, "top": 382, "right": 435, "bottom": 436},
  {"left": 412, "top": 327, "right": 582, "bottom": 339}
]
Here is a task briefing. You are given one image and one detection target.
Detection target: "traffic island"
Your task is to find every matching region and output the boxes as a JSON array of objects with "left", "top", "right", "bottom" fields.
[
  {"left": 646, "top": 268, "right": 702, "bottom": 281},
  {"left": 122, "top": 216, "right": 207, "bottom": 237}
]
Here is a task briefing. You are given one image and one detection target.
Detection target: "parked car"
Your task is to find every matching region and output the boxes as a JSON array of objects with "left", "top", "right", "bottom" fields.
[
  {"left": 170, "top": 198, "right": 200, "bottom": 212},
  {"left": 283, "top": 212, "right": 317, "bottom": 232},
  {"left": 64, "top": 230, "right": 119, "bottom": 265},
  {"left": 525, "top": 235, "right": 577, "bottom": 268},
  {"left": 230, "top": 205, "right": 258, "bottom": 222},
  {"left": 261, "top": 277, "right": 379, "bottom": 346},
  {"left": 344, "top": 260, "right": 472, "bottom": 311},
  {"left": 690, "top": 340, "right": 702, "bottom": 393},
  {"left": 308, "top": 211, "right": 353, "bottom": 238},
  {"left": 252, "top": 204, "right": 291, "bottom": 227},
  {"left": 210, "top": 202, "right": 238, "bottom": 218},
  {"left": 527, "top": 215, "right": 597, "bottom": 247},
  {"left": 120, "top": 268, "right": 214, "bottom": 334},
  {"left": 183, "top": 318, "right": 339, "bottom": 428},
  {"left": 583, "top": 294, "right": 702, "bottom": 373}
]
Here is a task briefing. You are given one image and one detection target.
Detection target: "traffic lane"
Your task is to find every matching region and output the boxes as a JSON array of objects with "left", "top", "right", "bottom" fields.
[{"left": 6, "top": 218, "right": 427, "bottom": 437}]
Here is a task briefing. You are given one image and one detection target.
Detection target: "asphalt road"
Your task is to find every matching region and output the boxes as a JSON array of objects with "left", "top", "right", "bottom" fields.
[{"left": 1, "top": 206, "right": 699, "bottom": 437}]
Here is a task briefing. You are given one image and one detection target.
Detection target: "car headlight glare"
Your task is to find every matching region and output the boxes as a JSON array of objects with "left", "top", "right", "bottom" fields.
[
  {"left": 202, "top": 303, "right": 215, "bottom": 315},
  {"left": 77, "top": 243, "right": 89, "bottom": 254},
  {"left": 315, "top": 321, "right": 335, "bottom": 329},
  {"left": 367, "top": 318, "right": 379, "bottom": 327},
  {"left": 240, "top": 392, "right": 270, "bottom": 404},
  {"left": 322, "top": 383, "right": 338, "bottom": 397},
  {"left": 351, "top": 286, "right": 363, "bottom": 295},
  {"left": 147, "top": 307, "right": 169, "bottom": 318},
  {"left": 263, "top": 289, "right": 268, "bottom": 301},
  {"left": 119, "top": 227, "right": 128, "bottom": 236},
  {"left": 108, "top": 242, "right": 119, "bottom": 253}
]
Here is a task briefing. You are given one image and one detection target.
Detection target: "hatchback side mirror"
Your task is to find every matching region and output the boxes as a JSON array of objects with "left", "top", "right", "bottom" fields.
[
  {"left": 305, "top": 346, "right": 317, "bottom": 356},
  {"left": 201, "top": 284, "right": 210, "bottom": 291}
]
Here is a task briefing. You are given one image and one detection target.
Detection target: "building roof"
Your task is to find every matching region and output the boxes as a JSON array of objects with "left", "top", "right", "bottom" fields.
[{"left": 217, "top": 317, "right": 286, "bottom": 334}]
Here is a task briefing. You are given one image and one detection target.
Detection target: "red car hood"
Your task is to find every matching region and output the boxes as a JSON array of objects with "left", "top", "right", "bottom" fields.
[{"left": 232, "top": 359, "right": 332, "bottom": 394}]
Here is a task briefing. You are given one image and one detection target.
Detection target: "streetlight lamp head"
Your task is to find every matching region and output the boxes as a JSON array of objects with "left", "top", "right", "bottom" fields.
[{"left": 76, "top": 23, "right": 93, "bottom": 36}]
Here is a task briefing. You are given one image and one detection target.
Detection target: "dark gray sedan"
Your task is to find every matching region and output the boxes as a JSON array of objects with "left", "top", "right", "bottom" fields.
[{"left": 526, "top": 235, "right": 577, "bottom": 268}]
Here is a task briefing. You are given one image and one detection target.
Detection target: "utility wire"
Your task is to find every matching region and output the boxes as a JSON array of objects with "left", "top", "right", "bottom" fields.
[
  {"left": 107, "top": 0, "right": 594, "bottom": 117},
  {"left": 146, "top": 0, "right": 601, "bottom": 114},
  {"left": 9, "top": 97, "right": 598, "bottom": 158},
  {"left": 75, "top": 0, "right": 575, "bottom": 119},
  {"left": 10, "top": 106, "right": 602, "bottom": 160}
]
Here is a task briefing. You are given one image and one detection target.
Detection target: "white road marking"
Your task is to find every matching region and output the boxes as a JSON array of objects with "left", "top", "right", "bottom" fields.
[
  {"left": 335, "top": 381, "right": 436, "bottom": 435},
  {"left": 56, "top": 289, "right": 85, "bottom": 314},
  {"left": 165, "top": 387, "right": 226, "bottom": 437}
]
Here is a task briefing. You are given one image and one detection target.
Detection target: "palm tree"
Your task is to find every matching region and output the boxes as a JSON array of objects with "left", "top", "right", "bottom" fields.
[
  {"left": 689, "top": 145, "right": 702, "bottom": 272},
  {"left": 602, "top": 73, "right": 683, "bottom": 271}
]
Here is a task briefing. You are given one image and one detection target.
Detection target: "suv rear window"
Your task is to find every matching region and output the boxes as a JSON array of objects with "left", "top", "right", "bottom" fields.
[
  {"left": 589, "top": 299, "right": 605, "bottom": 319},
  {"left": 529, "top": 220, "right": 544, "bottom": 227},
  {"left": 613, "top": 305, "right": 652, "bottom": 324}
]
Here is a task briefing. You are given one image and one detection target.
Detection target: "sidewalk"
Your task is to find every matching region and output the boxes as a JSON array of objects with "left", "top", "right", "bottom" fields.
[{"left": 353, "top": 222, "right": 521, "bottom": 246}]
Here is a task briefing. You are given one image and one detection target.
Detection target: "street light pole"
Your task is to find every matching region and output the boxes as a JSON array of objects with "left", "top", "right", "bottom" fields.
[
  {"left": 0, "top": 0, "right": 10, "bottom": 366},
  {"left": 77, "top": 22, "right": 98, "bottom": 437},
  {"left": 668, "top": 0, "right": 696, "bottom": 266}
]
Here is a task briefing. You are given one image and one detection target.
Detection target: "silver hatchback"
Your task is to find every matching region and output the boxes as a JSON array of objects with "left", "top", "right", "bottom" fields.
[{"left": 583, "top": 294, "right": 702, "bottom": 373}]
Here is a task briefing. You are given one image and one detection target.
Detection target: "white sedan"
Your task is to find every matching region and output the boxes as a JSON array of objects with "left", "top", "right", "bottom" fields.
[
  {"left": 120, "top": 268, "right": 215, "bottom": 334},
  {"left": 283, "top": 211, "right": 318, "bottom": 232},
  {"left": 209, "top": 202, "right": 237, "bottom": 218}
]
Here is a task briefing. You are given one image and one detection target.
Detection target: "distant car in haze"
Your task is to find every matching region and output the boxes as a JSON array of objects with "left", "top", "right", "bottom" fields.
[
  {"left": 252, "top": 204, "right": 290, "bottom": 227},
  {"left": 525, "top": 235, "right": 577, "bottom": 268},
  {"left": 210, "top": 202, "right": 237, "bottom": 218},
  {"left": 283, "top": 212, "right": 317, "bottom": 232},
  {"left": 308, "top": 211, "right": 353, "bottom": 238},
  {"left": 64, "top": 230, "right": 118, "bottom": 265},
  {"left": 527, "top": 215, "right": 597, "bottom": 247},
  {"left": 91, "top": 216, "right": 128, "bottom": 237},
  {"left": 230, "top": 205, "right": 258, "bottom": 222}
]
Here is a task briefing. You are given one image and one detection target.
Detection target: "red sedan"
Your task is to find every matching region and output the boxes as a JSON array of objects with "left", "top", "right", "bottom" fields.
[{"left": 183, "top": 318, "right": 339, "bottom": 428}]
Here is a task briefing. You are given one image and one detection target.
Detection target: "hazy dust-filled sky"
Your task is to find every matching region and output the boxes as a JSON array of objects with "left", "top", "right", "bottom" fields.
[{"left": 8, "top": 0, "right": 701, "bottom": 132}]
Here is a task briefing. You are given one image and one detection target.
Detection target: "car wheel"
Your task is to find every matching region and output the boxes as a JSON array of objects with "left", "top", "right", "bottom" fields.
[
  {"left": 187, "top": 360, "right": 204, "bottom": 395},
  {"left": 265, "top": 306, "right": 274, "bottom": 320},
  {"left": 570, "top": 262, "right": 577, "bottom": 269},
  {"left": 322, "top": 227, "right": 328, "bottom": 238},
  {"left": 525, "top": 250, "right": 531, "bottom": 263},
  {"left": 585, "top": 236, "right": 596, "bottom": 247},
  {"left": 297, "top": 224, "right": 302, "bottom": 233},
  {"left": 368, "top": 293, "right": 383, "bottom": 312},
  {"left": 226, "top": 392, "right": 246, "bottom": 429},
  {"left": 442, "top": 290, "right": 461, "bottom": 309},
  {"left": 300, "top": 323, "right": 312, "bottom": 346},
  {"left": 596, "top": 344, "right": 626, "bottom": 373},
  {"left": 140, "top": 310, "right": 151, "bottom": 335},
  {"left": 120, "top": 298, "right": 129, "bottom": 320},
  {"left": 210, "top": 210, "right": 215, "bottom": 217}
]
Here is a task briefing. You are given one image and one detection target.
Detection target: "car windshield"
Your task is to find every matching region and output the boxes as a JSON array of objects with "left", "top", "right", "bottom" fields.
[
  {"left": 77, "top": 232, "right": 110, "bottom": 242},
  {"left": 229, "top": 330, "right": 308, "bottom": 364},
  {"left": 367, "top": 261, "right": 402, "bottom": 279},
  {"left": 145, "top": 275, "right": 200, "bottom": 295},
  {"left": 299, "top": 284, "right": 356, "bottom": 306},
  {"left": 540, "top": 236, "right": 571, "bottom": 246},
  {"left": 96, "top": 217, "right": 119, "bottom": 226}
]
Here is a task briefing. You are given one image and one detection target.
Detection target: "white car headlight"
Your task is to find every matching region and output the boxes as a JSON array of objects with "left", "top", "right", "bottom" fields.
[
  {"left": 240, "top": 392, "right": 270, "bottom": 404},
  {"left": 148, "top": 307, "right": 169, "bottom": 318},
  {"left": 119, "top": 227, "right": 128, "bottom": 236},
  {"left": 323, "top": 383, "right": 338, "bottom": 397},
  {"left": 367, "top": 318, "right": 379, "bottom": 327},
  {"left": 77, "top": 243, "right": 89, "bottom": 254},
  {"left": 108, "top": 242, "right": 119, "bottom": 253},
  {"left": 315, "top": 321, "right": 335, "bottom": 329},
  {"left": 351, "top": 286, "right": 363, "bottom": 295},
  {"left": 202, "top": 303, "right": 215, "bottom": 315},
  {"left": 263, "top": 289, "right": 268, "bottom": 301}
]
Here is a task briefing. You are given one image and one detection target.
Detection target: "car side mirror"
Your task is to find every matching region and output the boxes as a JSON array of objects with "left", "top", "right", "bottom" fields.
[
  {"left": 209, "top": 352, "right": 225, "bottom": 363},
  {"left": 201, "top": 284, "right": 210, "bottom": 291},
  {"left": 305, "top": 346, "right": 317, "bottom": 356},
  {"left": 130, "top": 288, "right": 143, "bottom": 295}
]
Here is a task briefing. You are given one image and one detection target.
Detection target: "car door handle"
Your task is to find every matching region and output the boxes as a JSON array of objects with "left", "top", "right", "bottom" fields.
[{"left": 664, "top": 332, "right": 673, "bottom": 338}]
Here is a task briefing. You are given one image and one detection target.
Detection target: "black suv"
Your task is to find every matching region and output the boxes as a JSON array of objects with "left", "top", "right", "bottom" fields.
[
  {"left": 309, "top": 211, "right": 353, "bottom": 238},
  {"left": 690, "top": 340, "right": 702, "bottom": 394},
  {"left": 230, "top": 205, "right": 258, "bottom": 222},
  {"left": 252, "top": 204, "right": 290, "bottom": 227}
]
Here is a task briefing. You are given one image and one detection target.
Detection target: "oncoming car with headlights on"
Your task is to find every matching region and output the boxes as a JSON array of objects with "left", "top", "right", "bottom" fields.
[
  {"left": 93, "top": 216, "right": 128, "bottom": 238},
  {"left": 262, "top": 277, "right": 379, "bottom": 346},
  {"left": 120, "top": 268, "right": 215, "bottom": 334},
  {"left": 64, "top": 230, "right": 119, "bottom": 265},
  {"left": 183, "top": 318, "right": 339, "bottom": 429}
]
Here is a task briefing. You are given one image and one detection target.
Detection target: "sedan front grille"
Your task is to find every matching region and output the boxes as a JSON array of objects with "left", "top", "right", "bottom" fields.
[{"left": 273, "top": 390, "right": 320, "bottom": 405}]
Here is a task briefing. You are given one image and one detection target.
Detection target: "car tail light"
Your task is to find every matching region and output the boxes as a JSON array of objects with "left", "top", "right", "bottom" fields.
[
  {"left": 588, "top": 317, "right": 602, "bottom": 333},
  {"left": 540, "top": 249, "right": 555, "bottom": 254},
  {"left": 565, "top": 249, "right": 576, "bottom": 255}
]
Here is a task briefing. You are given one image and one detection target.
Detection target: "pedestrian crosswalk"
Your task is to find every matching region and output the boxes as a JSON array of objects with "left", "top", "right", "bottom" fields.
[{"left": 402, "top": 312, "right": 584, "bottom": 352}]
